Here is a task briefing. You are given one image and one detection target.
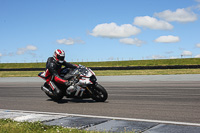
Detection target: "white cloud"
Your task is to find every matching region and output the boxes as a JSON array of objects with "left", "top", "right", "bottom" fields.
[
  {"left": 119, "top": 38, "right": 145, "bottom": 46},
  {"left": 17, "top": 48, "right": 26, "bottom": 55},
  {"left": 197, "top": 4, "right": 200, "bottom": 10},
  {"left": 27, "top": 45, "right": 37, "bottom": 50},
  {"left": 195, "top": 54, "right": 200, "bottom": 58},
  {"left": 151, "top": 55, "right": 166, "bottom": 59},
  {"left": 196, "top": 43, "right": 200, "bottom": 47},
  {"left": 154, "top": 8, "right": 198, "bottom": 23},
  {"left": 57, "top": 38, "right": 85, "bottom": 45},
  {"left": 57, "top": 38, "right": 74, "bottom": 45},
  {"left": 154, "top": 35, "right": 180, "bottom": 43},
  {"left": 182, "top": 51, "right": 192, "bottom": 56},
  {"left": 152, "top": 55, "right": 166, "bottom": 59},
  {"left": 90, "top": 22, "right": 141, "bottom": 38},
  {"left": 17, "top": 45, "right": 37, "bottom": 55},
  {"left": 133, "top": 16, "right": 173, "bottom": 30},
  {"left": 170, "top": 56, "right": 178, "bottom": 59},
  {"left": 0, "top": 53, "right": 2, "bottom": 57}
]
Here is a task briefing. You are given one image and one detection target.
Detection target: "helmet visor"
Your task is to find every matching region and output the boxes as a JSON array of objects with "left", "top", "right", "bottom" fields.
[{"left": 57, "top": 55, "right": 65, "bottom": 61}]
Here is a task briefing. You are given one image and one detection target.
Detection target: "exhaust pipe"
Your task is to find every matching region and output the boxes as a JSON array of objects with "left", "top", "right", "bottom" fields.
[{"left": 41, "top": 86, "right": 53, "bottom": 96}]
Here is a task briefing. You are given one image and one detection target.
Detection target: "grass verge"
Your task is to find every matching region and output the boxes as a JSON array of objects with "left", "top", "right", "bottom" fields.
[
  {"left": 1, "top": 69, "right": 200, "bottom": 77},
  {"left": 0, "top": 119, "right": 100, "bottom": 133},
  {"left": 0, "top": 71, "right": 42, "bottom": 77},
  {"left": 95, "top": 69, "right": 200, "bottom": 76},
  {"left": 1, "top": 58, "right": 200, "bottom": 69}
]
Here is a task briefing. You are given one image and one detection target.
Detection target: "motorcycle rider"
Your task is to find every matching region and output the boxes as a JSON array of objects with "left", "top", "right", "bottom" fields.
[{"left": 41, "top": 49, "right": 78, "bottom": 97}]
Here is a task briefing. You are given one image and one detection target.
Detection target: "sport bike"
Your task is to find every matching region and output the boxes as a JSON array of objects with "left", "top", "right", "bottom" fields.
[{"left": 38, "top": 65, "right": 108, "bottom": 102}]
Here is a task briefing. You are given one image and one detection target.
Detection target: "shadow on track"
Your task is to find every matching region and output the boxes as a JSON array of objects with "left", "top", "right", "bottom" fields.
[{"left": 47, "top": 98, "right": 97, "bottom": 104}]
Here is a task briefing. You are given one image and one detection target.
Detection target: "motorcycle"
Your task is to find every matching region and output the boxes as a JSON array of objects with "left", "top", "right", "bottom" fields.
[{"left": 38, "top": 65, "right": 108, "bottom": 102}]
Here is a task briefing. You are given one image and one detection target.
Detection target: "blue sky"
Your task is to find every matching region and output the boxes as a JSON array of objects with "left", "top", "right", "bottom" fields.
[{"left": 0, "top": 0, "right": 200, "bottom": 63}]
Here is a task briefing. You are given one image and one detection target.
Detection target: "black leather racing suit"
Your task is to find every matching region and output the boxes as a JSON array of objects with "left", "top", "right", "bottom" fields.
[{"left": 44, "top": 57, "right": 77, "bottom": 95}]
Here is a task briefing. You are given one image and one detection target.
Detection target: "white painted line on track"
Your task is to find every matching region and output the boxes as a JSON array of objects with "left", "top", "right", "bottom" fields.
[
  {"left": 14, "top": 114, "right": 37, "bottom": 121},
  {"left": 1, "top": 109, "right": 200, "bottom": 127}
]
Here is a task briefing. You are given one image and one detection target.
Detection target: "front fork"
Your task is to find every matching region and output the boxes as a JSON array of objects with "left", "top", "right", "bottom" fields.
[{"left": 86, "top": 82, "right": 98, "bottom": 95}]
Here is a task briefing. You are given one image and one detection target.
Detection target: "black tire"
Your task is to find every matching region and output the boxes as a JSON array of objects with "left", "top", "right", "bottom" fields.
[
  {"left": 91, "top": 84, "right": 108, "bottom": 102},
  {"left": 43, "top": 82, "right": 64, "bottom": 101},
  {"left": 45, "top": 90, "right": 64, "bottom": 101}
]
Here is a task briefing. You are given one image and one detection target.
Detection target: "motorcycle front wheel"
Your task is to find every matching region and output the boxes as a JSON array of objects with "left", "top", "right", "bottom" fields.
[{"left": 91, "top": 84, "right": 108, "bottom": 102}]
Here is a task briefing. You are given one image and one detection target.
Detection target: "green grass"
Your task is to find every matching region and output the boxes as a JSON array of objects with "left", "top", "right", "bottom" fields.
[
  {"left": 1, "top": 58, "right": 200, "bottom": 77},
  {"left": 0, "top": 71, "right": 42, "bottom": 77},
  {"left": 94, "top": 69, "right": 200, "bottom": 76},
  {"left": 0, "top": 63, "right": 45, "bottom": 69},
  {"left": 1, "top": 69, "right": 200, "bottom": 77},
  {"left": 0, "top": 119, "right": 100, "bottom": 133},
  {"left": 0, "top": 119, "right": 136, "bottom": 133},
  {"left": 1, "top": 58, "right": 200, "bottom": 69}
]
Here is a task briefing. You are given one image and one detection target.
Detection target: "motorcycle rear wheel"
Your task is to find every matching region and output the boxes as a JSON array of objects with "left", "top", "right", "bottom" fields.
[
  {"left": 91, "top": 84, "right": 108, "bottom": 102},
  {"left": 45, "top": 91, "right": 64, "bottom": 101}
]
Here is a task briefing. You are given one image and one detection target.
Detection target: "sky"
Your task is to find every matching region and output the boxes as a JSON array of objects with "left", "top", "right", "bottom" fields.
[{"left": 0, "top": 0, "right": 200, "bottom": 63}]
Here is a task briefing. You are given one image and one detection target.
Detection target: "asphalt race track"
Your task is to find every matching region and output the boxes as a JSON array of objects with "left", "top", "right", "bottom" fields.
[
  {"left": 0, "top": 74, "right": 200, "bottom": 133},
  {"left": 0, "top": 75, "right": 200, "bottom": 132}
]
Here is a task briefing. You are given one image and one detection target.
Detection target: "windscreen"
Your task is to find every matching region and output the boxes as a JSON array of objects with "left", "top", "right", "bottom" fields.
[{"left": 73, "top": 65, "right": 92, "bottom": 77}]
